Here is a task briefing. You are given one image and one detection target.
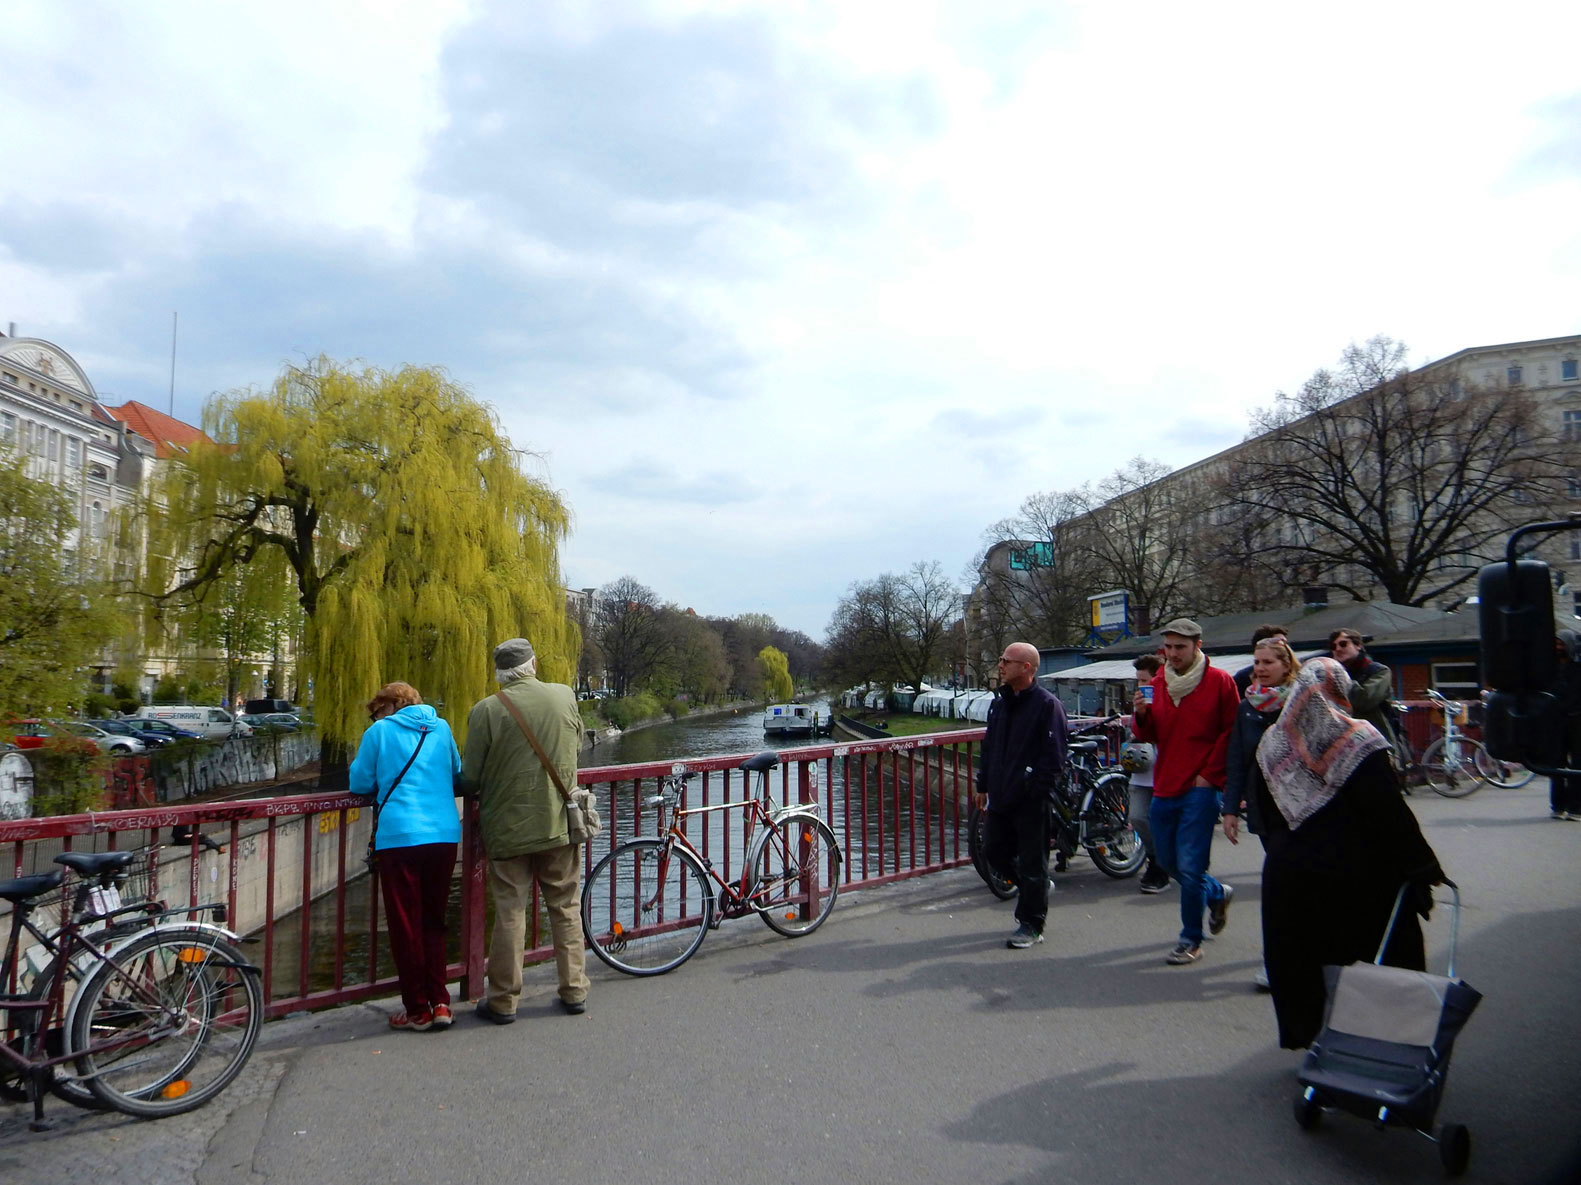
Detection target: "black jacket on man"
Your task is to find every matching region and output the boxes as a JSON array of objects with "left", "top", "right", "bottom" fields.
[{"left": 979, "top": 682, "right": 1069, "bottom": 814}]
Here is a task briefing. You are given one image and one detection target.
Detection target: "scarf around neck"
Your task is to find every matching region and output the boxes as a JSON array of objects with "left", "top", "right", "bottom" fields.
[
  {"left": 1256, "top": 657, "right": 1389, "bottom": 830},
  {"left": 1244, "top": 682, "right": 1290, "bottom": 713},
  {"left": 1163, "top": 649, "right": 1207, "bottom": 705}
]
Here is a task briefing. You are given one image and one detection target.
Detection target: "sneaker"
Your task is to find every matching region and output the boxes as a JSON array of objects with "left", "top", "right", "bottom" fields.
[
  {"left": 1139, "top": 863, "right": 1170, "bottom": 894},
  {"left": 389, "top": 1007, "right": 433, "bottom": 1032},
  {"left": 1165, "top": 943, "right": 1202, "bottom": 965},
  {"left": 1253, "top": 966, "right": 1271, "bottom": 991},
  {"left": 430, "top": 1002, "right": 454, "bottom": 1028},
  {"left": 1208, "top": 884, "right": 1235, "bottom": 936},
  {"left": 1006, "top": 924, "right": 1044, "bottom": 949},
  {"left": 559, "top": 998, "right": 587, "bottom": 1015}
]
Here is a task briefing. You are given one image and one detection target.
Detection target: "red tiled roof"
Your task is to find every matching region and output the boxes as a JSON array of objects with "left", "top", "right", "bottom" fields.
[{"left": 106, "top": 401, "right": 210, "bottom": 459}]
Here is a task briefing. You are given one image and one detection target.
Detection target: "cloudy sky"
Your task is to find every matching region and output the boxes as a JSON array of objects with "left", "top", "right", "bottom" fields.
[{"left": 3, "top": 1, "right": 1578, "bottom": 636}]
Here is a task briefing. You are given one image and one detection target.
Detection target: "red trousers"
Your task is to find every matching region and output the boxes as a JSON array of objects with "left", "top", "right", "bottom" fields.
[{"left": 378, "top": 842, "right": 457, "bottom": 1013}]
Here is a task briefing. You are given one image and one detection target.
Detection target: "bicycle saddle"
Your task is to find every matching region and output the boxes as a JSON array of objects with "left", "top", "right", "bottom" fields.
[
  {"left": 54, "top": 851, "right": 137, "bottom": 876},
  {"left": 0, "top": 869, "right": 64, "bottom": 903},
  {"left": 1069, "top": 739, "right": 1101, "bottom": 754},
  {"left": 739, "top": 751, "right": 780, "bottom": 773}
]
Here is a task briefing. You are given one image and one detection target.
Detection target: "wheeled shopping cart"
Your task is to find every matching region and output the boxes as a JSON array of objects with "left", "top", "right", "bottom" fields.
[{"left": 1292, "top": 879, "right": 1482, "bottom": 1177}]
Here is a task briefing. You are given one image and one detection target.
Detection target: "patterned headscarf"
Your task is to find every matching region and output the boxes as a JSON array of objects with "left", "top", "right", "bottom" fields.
[{"left": 1256, "top": 657, "right": 1390, "bottom": 830}]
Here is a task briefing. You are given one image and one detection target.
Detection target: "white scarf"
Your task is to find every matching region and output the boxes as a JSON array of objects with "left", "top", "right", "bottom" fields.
[{"left": 1164, "top": 649, "right": 1207, "bottom": 705}]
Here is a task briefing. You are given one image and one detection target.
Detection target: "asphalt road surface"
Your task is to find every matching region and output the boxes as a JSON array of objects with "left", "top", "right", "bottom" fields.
[{"left": 5, "top": 777, "right": 1579, "bottom": 1185}]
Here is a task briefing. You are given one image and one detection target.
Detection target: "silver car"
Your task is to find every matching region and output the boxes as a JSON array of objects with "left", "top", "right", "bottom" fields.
[{"left": 66, "top": 721, "right": 147, "bottom": 755}]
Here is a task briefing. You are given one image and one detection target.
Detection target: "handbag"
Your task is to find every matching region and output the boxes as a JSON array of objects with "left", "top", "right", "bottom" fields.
[
  {"left": 364, "top": 727, "right": 430, "bottom": 873},
  {"left": 494, "top": 691, "right": 603, "bottom": 845}
]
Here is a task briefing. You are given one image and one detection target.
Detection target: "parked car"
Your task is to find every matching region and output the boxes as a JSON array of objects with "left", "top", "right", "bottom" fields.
[
  {"left": 239, "top": 712, "right": 298, "bottom": 733},
  {"left": 122, "top": 718, "right": 204, "bottom": 743},
  {"left": 243, "top": 698, "right": 297, "bottom": 716},
  {"left": 64, "top": 722, "right": 146, "bottom": 755},
  {"left": 91, "top": 718, "right": 176, "bottom": 749}
]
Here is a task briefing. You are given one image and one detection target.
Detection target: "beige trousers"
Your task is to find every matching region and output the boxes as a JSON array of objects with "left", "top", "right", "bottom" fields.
[{"left": 485, "top": 843, "right": 589, "bottom": 1013}]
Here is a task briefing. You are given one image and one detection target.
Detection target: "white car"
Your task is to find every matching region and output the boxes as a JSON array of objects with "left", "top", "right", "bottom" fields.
[{"left": 65, "top": 722, "right": 147, "bottom": 754}]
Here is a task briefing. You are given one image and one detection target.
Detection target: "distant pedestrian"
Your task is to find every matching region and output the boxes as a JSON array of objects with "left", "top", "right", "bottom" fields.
[
  {"left": 1233, "top": 623, "right": 1291, "bottom": 696},
  {"left": 1549, "top": 630, "right": 1581, "bottom": 820},
  {"left": 1257, "top": 657, "right": 1443, "bottom": 1048},
  {"left": 1222, "top": 636, "right": 1302, "bottom": 989},
  {"left": 976, "top": 642, "right": 1069, "bottom": 949},
  {"left": 463, "top": 638, "right": 589, "bottom": 1022},
  {"left": 349, "top": 682, "right": 463, "bottom": 1033},
  {"left": 1130, "top": 618, "right": 1239, "bottom": 965},
  {"left": 1124, "top": 654, "right": 1167, "bottom": 894}
]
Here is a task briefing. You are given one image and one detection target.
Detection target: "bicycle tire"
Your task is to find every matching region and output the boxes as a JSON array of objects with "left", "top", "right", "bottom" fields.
[
  {"left": 71, "top": 929, "right": 261, "bottom": 1118},
  {"left": 966, "top": 803, "right": 1017, "bottom": 900},
  {"left": 1422, "top": 738, "right": 1489, "bottom": 799},
  {"left": 749, "top": 814, "right": 842, "bottom": 938},
  {"left": 1084, "top": 771, "right": 1146, "bottom": 879},
  {"left": 581, "top": 839, "right": 713, "bottom": 976},
  {"left": 1471, "top": 746, "right": 1536, "bottom": 789}
]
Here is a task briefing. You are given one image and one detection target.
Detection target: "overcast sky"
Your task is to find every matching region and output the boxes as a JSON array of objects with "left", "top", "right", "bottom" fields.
[{"left": 3, "top": 1, "right": 1578, "bottom": 637}]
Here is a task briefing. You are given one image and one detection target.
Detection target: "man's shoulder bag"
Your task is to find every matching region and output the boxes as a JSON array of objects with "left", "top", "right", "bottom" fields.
[{"left": 494, "top": 691, "right": 603, "bottom": 846}]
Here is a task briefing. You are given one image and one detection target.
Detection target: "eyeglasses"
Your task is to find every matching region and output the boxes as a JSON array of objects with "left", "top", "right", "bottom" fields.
[{"left": 997, "top": 657, "right": 1028, "bottom": 666}]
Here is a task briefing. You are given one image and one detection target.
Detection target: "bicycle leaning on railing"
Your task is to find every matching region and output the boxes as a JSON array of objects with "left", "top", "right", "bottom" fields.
[
  {"left": 1, "top": 846, "right": 262, "bottom": 1130},
  {"left": 967, "top": 717, "right": 1144, "bottom": 900},
  {"left": 580, "top": 751, "right": 844, "bottom": 977}
]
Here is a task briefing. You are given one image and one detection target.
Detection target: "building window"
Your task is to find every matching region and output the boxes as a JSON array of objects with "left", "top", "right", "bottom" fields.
[
  {"left": 1507, "top": 364, "right": 1523, "bottom": 386},
  {"left": 1571, "top": 536, "right": 1581, "bottom": 561},
  {"left": 1431, "top": 662, "right": 1481, "bottom": 698},
  {"left": 1565, "top": 359, "right": 1579, "bottom": 381},
  {"left": 1566, "top": 410, "right": 1581, "bottom": 442},
  {"left": 0, "top": 411, "right": 14, "bottom": 442},
  {"left": 1569, "top": 476, "right": 1581, "bottom": 500},
  {"left": 66, "top": 437, "right": 81, "bottom": 470}
]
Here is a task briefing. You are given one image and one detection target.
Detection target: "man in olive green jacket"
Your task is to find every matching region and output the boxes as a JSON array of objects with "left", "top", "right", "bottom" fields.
[{"left": 463, "top": 637, "right": 589, "bottom": 1022}]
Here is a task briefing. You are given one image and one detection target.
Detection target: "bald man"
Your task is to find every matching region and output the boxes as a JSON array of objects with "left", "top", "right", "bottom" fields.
[{"left": 975, "top": 641, "right": 1069, "bottom": 948}]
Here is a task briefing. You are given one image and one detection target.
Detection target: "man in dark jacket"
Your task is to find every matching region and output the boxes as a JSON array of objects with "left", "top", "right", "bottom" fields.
[
  {"left": 975, "top": 641, "right": 1069, "bottom": 949},
  {"left": 1330, "top": 629, "right": 1397, "bottom": 748}
]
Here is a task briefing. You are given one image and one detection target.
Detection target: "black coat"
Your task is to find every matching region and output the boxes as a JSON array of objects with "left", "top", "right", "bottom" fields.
[
  {"left": 1222, "top": 698, "right": 1280, "bottom": 836},
  {"left": 1261, "top": 749, "right": 1442, "bottom": 1049},
  {"left": 979, "top": 683, "right": 1068, "bottom": 814}
]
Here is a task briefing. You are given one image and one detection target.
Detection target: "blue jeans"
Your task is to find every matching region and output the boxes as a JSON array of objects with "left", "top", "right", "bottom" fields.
[{"left": 1149, "top": 785, "right": 1224, "bottom": 946}]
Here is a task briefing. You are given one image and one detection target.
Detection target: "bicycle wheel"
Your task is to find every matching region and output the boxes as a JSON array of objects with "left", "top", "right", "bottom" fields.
[
  {"left": 70, "top": 929, "right": 261, "bottom": 1118},
  {"left": 749, "top": 814, "right": 842, "bottom": 938},
  {"left": 1084, "top": 772, "right": 1146, "bottom": 879},
  {"left": 1422, "top": 738, "right": 1489, "bottom": 799},
  {"left": 581, "top": 839, "right": 713, "bottom": 976},
  {"left": 966, "top": 803, "right": 1017, "bottom": 900},
  {"left": 1472, "top": 746, "right": 1536, "bottom": 788}
]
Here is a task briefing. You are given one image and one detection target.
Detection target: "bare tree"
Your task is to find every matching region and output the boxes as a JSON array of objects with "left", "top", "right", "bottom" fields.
[
  {"left": 1067, "top": 457, "right": 1203, "bottom": 635},
  {"left": 593, "top": 576, "right": 671, "bottom": 697},
  {"left": 1218, "top": 336, "right": 1566, "bottom": 605},
  {"left": 824, "top": 562, "right": 959, "bottom": 694}
]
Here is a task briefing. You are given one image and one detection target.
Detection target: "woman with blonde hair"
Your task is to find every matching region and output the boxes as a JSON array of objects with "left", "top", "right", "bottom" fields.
[
  {"left": 1223, "top": 636, "right": 1301, "bottom": 847},
  {"left": 349, "top": 681, "right": 463, "bottom": 1032}
]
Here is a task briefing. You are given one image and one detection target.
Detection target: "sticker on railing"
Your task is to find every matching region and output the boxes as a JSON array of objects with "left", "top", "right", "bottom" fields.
[{"left": 833, "top": 746, "right": 849, "bottom": 758}]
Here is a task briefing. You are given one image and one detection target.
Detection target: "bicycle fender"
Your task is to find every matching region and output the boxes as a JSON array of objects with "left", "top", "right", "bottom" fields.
[{"left": 61, "top": 921, "right": 247, "bottom": 1040}]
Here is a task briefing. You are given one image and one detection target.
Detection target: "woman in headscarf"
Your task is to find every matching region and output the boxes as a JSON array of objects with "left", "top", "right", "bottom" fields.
[
  {"left": 1256, "top": 658, "right": 1443, "bottom": 1049},
  {"left": 1221, "top": 636, "right": 1301, "bottom": 989}
]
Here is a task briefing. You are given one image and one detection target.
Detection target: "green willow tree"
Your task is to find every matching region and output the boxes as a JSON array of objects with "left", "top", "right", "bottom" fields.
[
  {"left": 756, "top": 645, "right": 794, "bottom": 702},
  {"left": 146, "top": 360, "right": 576, "bottom": 778}
]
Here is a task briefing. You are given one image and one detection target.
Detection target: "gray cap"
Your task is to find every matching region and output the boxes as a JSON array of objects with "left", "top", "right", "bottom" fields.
[
  {"left": 1157, "top": 617, "right": 1203, "bottom": 639},
  {"left": 493, "top": 638, "right": 536, "bottom": 669}
]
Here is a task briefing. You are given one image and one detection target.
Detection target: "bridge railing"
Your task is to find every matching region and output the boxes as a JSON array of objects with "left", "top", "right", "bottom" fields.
[{"left": 0, "top": 730, "right": 987, "bottom": 1019}]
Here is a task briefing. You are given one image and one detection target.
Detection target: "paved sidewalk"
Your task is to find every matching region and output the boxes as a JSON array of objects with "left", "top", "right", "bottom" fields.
[{"left": 5, "top": 780, "right": 1580, "bottom": 1184}]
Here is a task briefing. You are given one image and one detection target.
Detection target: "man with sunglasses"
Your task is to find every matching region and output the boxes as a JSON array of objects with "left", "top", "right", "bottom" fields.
[{"left": 975, "top": 642, "right": 1069, "bottom": 949}]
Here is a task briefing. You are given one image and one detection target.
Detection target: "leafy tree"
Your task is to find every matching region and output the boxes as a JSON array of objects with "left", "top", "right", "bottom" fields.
[
  {"left": 593, "top": 576, "right": 670, "bottom": 698},
  {"left": 756, "top": 645, "right": 794, "bottom": 702},
  {"left": 656, "top": 608, "right": 731, "bottom": 703},
  {"left": 1218, "top": 336, "right": 1566, "bottom": 605},
  {"left": 146, "top": 359, "right": 575, "bottom": 777},
  {"left": 824, "top": 561, "right": 959, "bottom": 694},
  {"left": 0, "top": 447, "right": 126, "bottom": 723}
]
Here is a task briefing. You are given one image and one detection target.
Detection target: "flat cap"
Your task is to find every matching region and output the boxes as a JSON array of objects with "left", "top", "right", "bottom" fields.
[
  {"left": 492, "top": 638, "right": 536, "bottom": 668},
  {"left": 1157, "top": 617, "right": 1202, "bottom": 639}
]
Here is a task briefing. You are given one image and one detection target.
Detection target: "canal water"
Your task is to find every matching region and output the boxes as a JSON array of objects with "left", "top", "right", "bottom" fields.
[{"left": 581, "top": 699, "right": 835, "bottom": 767}]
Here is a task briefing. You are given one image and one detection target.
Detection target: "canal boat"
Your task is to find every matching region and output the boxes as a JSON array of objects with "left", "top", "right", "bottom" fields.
[{"left": 763, "top": 703, "right": 821, "bottom": 737}]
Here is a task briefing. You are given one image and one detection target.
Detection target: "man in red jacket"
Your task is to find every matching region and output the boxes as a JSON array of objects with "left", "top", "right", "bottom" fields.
[{"left": 1130, "top": 618, "right": 1240, "bottom": 965}]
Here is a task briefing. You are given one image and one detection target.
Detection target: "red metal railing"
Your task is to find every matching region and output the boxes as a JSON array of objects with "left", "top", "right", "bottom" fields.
[{"left": 1, "top": 731, "right": 989, "bottom": 1019}]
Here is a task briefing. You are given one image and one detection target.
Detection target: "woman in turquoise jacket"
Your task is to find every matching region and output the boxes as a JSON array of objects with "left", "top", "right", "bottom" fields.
[{"left": 349, "top": 682, "right": 462, "bottom": 1033}]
